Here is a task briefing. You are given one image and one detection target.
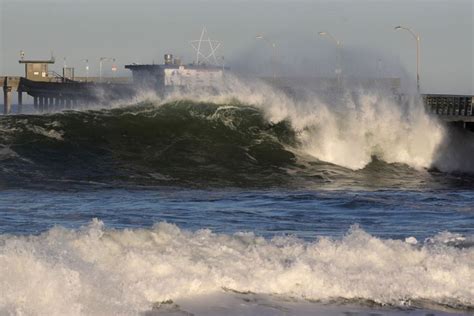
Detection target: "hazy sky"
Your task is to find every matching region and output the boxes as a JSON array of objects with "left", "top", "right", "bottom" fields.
[{"left": 0, "top": 0, "right": 473, "bottom": 94}]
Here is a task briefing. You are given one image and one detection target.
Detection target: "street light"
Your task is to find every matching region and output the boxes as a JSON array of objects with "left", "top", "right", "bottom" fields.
[
  {"left": 256, "top": 34, "right": 277, "bottom": 80},
  {"left": 99, "top": 57, "right": 115, "bottom": 83},
  {"left": 318, "top": 31, "right": 342, "bottom": 87},
  {"left": 83, "top": 59, "right": 89, "bottom": 82},
  {"left": 394, "top": 25, "right": 420, "bottom": 93}
]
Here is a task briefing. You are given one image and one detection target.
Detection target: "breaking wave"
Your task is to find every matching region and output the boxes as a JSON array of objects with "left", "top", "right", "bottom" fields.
[
  {"left": 0, "top": 77, "right": 473, "bottom": 188},
  {"left": 1, "top": 220, "right": 473, "bottom": 315},
  {"left": 160, "top": 76, "right": 448, "bottom": 170}
]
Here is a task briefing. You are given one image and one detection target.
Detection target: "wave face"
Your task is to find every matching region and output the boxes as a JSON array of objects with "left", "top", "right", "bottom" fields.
[
  {"left": 0, "top": 77, "right": 473, "bottom": 188},
  {"left": 161, "top": 77, "right": 448, "bottom": 171},
  {"left": 1, "top": 220, "right": 473, "bottom": 315},
  {"left": 0, "top": 101, "right": 298, "bottom": 187}
]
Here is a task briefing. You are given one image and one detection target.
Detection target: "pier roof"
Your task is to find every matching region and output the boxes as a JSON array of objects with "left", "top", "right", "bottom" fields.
[{"left": 19, "top": 59, "right": 55, "bottom": 64}]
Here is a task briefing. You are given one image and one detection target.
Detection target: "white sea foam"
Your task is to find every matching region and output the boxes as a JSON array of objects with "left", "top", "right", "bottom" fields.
[
  {"left": 26, "top": 125, "right": 64, "bottom": 141},
  {"left": 21, "top": 74, "right": 471, "bottom": 173},
  {"left": 148, "top": 76, "right": 448, "bottom": 171},
  {"left": 1, "top": 220, "right": 473, "bottom": 315}
]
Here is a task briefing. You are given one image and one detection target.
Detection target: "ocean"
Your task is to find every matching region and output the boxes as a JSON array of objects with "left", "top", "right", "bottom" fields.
[{"left": 1, "top": 80, "right": 473, "bottom": 315}]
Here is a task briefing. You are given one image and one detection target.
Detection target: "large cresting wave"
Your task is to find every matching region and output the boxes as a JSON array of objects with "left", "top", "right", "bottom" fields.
[
  {"left": 0, "top": 75, "right": 473, "bottom": 188},
  {"left": 165, "top": 77, "right": 446, "bottom": 171}
]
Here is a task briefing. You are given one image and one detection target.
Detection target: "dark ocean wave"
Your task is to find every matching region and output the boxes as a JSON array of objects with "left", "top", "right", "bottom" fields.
[
  {"left": 0, "top": 101, "right": 298, "bottom": 187},
  {"left": 0, "top": 100, "right": 473, "bottom": 189}
]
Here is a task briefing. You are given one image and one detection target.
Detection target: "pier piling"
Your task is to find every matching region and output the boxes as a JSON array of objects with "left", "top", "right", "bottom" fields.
[
  {"left": 33, "top": 96, "right": 38, "bottom": 112},
  {"left": 18, "top": 91, "right": 23, "bottom": 114},
  {"left": 3, "top": 77, "right": 12, "bottom": 115},
  {"left": 39, "top": 96, "right": 44, "bottom": 112}
]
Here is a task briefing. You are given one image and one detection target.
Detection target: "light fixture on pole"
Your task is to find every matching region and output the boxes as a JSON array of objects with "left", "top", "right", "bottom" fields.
[
  {"left": 99, "top": 57, "right": 115, "bottom": 83},
  {"left": 83, "top": 59, "right": 89, "bottom": 82},
  {"left": 256, "top": 34, "right": 277, "bottom": 80},
  {"left": 318, "top": 31, "right": 342, "bottom": 87},
  {"left": 394, "top": 25, "right": 420, "bottom": 93},
  {"left": 111, "top": 62, "right": 117, "bottom": 78}
]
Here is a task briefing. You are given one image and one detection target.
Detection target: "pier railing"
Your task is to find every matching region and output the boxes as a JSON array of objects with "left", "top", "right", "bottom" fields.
[{"left": 423, "top": 94, "right": 474, "bottom": 122}]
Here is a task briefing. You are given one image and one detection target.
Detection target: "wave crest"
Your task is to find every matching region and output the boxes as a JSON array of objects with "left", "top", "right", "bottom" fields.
[
  {"left": 1, "top": 76, "right": 473, "bottom": 188},
  {"left": 157, "top": 76, "right": 446, "bottom": 170}
]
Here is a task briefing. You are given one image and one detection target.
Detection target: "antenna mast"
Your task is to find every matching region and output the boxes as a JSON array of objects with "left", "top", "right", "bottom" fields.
[{"left": 190, "top": 27, "right": 222, "bottom": 65}]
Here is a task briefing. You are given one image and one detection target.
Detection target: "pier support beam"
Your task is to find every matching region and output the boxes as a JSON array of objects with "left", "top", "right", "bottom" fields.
[
  {"left": 18, "top": 91, "right": 23, "bottom": 114},
  {"left": 39, "top": 96, "right": 44, "bottom": 113},
  {"left": 34, "top": 96, "right": 38, "bottom": 112},
  {"left": 43, "top": 97, "right": 48, "bottom": 112},
  {"left": 43, "top": 97, "right": 47, "bottom": 112},
  {"left": 49, "top": 97, "right": 54, "bottom": 112},
  {"left": 3, "top": 77, "right": 12, "bottom": 115}
]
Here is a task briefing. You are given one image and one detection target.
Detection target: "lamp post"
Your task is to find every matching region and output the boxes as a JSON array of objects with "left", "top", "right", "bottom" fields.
[
  {"left": 394, "top": 26, "right": 420, "bottom": 93},
  {"left": 256, "top": 34, "right": 277, "bottom": 80},
  {"left": 83, "top": 59, "right": 89, "bottom": 82},
  {"left": 318, "top": 31, "right": 342, "bottom": 87},
  {"left": 99, "top": 57, "right": 115, "bottom": 83}
]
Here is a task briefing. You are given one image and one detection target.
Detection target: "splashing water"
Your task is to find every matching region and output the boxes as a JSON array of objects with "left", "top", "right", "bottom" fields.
[
  {"left": 149, "top": 75, "right": 447, "bottom": 170},
  {"left": 1, "top": 220, "right": 473, "bottom": 315},
  {"left": 1, "top": 75, "right": 472, "bottom": 189}
]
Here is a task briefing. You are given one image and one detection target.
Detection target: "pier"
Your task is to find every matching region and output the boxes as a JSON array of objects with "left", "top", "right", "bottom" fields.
[
  {"left": 19, "top": 77, "right": 133, "bottom": 112},
  {"left": 423, "top": 94, "right": 474, "bottom": 130},
  {"left": 2, "top": 75, "right": 133, "bottom": 114},
  {"left": 1, "top": 56, "right": 135, "bottom": 114}
]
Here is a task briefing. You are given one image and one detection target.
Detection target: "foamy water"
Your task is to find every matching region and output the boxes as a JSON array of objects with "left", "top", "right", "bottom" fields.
[
  {"left": 1, "top": 76, "right": 473, "bottom": 316},
  {"left": 137, "top": 76, "right": 461, "bottom": 172},
  {"left": 5, "top": 75, "right": 471, "bottom": 173},
  {"left": 1, "top": 220, "right": 473, "bottom": 315}
]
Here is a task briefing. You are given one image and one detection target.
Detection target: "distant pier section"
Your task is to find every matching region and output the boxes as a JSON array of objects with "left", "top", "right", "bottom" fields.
[
  {"left": 1, "top": 53, "right": 227, "bottom": 114},
  {"left": 1, "top": 55, "right": 133, "bottom": 114},
  {"left": 423, "top": 94, "right": 474, "bottom": 129}
]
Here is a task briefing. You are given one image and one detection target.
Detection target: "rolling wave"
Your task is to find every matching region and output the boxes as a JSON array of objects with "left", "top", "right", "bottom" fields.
[
  {"left": 0, "top": 79, "right": 473, "bottom": 188},
  {"left": 0, "top": 101, "right": 300, "bottom": 187}
]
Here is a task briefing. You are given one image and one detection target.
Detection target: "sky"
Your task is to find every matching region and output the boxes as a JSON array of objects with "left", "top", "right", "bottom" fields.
[{"left": 0, "top": 0, "right": 473, "bottom": 94}]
